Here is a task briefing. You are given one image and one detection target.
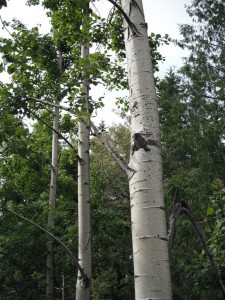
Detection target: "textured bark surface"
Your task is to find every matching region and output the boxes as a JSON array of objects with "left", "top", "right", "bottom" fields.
[
  {"left": 121, "top": 0, "right": 172, "bottom": 299},
  {"left": 46, "top": 241, "right": 55, "bottom": 299},
  {"left": 76, "top": 116, "right": 91, "bottom": 300},
  {"left": 46, "top": 50, "right": 62, "bottom": 300},
  {"left": 75, "top": 16, "right": 91, "bottom": 299},
  {"left": 46, "top": 89, "right": 60, "bottom": 300}
]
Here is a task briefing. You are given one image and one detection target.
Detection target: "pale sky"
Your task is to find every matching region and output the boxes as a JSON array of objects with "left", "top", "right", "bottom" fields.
[
  {"left": 0, "top": 0, "right": 192, "bottom": 125},
  {"left": 1, "top": 0, "right": 192, "bottom": 72},
  {"left": 143, "top": 0, "right": 191, "bottom": 74}
]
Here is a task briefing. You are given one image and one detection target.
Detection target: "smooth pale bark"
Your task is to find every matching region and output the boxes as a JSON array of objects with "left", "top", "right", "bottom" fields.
[
  {"left": 121, "top": 1, "right": 172, "bottom": 299},
  {"left": 46, "top": 101, "right": 59, "bottom": 299},
  {"left": 75, "top": 10, "right": 91, "bottom": 299},
  {"left": 46, "top": 51, "right": 62, "bottom": 300}
]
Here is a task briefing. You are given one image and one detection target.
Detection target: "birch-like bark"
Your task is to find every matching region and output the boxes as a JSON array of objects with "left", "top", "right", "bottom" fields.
[
  {"left": 75, "top": 3, "right": 91, "bottom": 299},
  {"left": 46, "top": 50, "right": 62, "bottom": 300},
  {"left": 121, "top": 1, "right": 172, "bottom": 299}
]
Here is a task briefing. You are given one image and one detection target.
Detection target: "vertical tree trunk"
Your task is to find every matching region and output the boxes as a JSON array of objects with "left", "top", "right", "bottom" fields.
[
  {"left": 62, "top": 272, "right": 65, "bottom": 300},
  {"left": 121, "top": 1, "right": 172, "bottom": 299},
  {"left": 46, "top": 50, "right": 62, "bottom": 300},
  {"left": 75, "top": 2, "right": 91, "bottom": 298}
]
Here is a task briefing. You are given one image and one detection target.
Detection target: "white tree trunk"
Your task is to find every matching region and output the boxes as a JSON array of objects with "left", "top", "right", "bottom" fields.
[
  {"left": 46, "top": 98, "right": 59, "bottom": 300},
  {"left": 121, "top": 0, "right": 172, "bottom": 299},
  {"left": 46, "top": 50, "right": 62, "bottom": 300},
  {"left": 75, "top": 8, "right": 91, "bottom": 299}
]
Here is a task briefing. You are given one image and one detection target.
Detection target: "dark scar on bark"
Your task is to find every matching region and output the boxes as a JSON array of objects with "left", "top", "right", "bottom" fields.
[
  {"left": 132, "top": 133, "right": 160, "bottom": 154},
  {"left": 132, "top": 133, "right": 149, "bottom": 154},
  {"left": 132, "top": 101, "right": 138, "bottom": 110}
]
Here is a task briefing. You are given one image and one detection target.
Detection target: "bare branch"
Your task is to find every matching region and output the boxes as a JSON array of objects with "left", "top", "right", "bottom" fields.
[
  {"left": 90, "top": 120, "right": 134, "bottom": 176},
  {"left": 107, "top": 0, "right": 140, "bottom": 35},
  {"left": 25, "top": 96, "right": 71, "bottom": 113},
  {"left": 168, "top": 202, "right": 225, "bottom": 296},
  {"left": 90, "top": 121, "right": 131, "bottom": 173},
  {"left": 4, "top": 208, "right": 88, "bottom": 285},
  {"left": 24, "top": 96, "right": 133, "bottom": 176},
  {"left": 0, "top": 15, "right": 14, "bottom": 39},
  {"left": 167, "top": 203, "right": 182, "bottom": 254},
  {"left": 27, "top": 108, "right": 74, "bottom": 149}
]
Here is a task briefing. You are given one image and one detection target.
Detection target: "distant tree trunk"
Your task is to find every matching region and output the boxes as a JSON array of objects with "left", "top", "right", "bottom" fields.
[
  {"left": 75, "top": 2, "right": 91, "bottom": 299},
  {"left": 62, "top": 272, "right": 65, "bottom": 300},
  {"left": 46, "top": 50, "right": 62, "bottom": 300},
  {"left": 121, "top": 0, "right": 172, "bottom": 299}
]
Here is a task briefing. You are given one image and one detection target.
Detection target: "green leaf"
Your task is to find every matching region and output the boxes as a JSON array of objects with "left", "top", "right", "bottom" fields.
[
  {"left": 66, "top": 40, "right": 72, "bottom": 46},
  {"left": 6, "top": 114, "right": 14, "bottom": 122},
  {"left": 7, "top": 64, "right": 16, "bottom": 74},
  {"left": 207, "top": 207, "right": 214, "bottom": 216}
]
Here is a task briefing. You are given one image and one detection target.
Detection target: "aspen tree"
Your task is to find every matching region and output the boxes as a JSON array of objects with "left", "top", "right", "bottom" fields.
[
  {"left": 120, "top": 0, "right": 173, "bottom": 298},
  {"left": 46, "top": 49, "right": 62, "bottom": 300},
  {"left": 76, "top": 1, "right": 91, "bottom": 299}
]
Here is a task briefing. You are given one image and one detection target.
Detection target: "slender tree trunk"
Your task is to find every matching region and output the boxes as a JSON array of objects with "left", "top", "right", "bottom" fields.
[
  {"left": 121, "top": 1, "right": 172, "bottom": 299},
  {"left": 46, "top": 50, "right": 62, "bottom": 300},
  {"left": 62, "top": 272, "right": 65, "bottom": 300},
  {"left": 75, "top": 3, "right": 91, "bottom": 298}
]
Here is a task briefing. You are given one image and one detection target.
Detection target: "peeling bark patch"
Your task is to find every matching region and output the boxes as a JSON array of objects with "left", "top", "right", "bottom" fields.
[{"left": 132, "top": 133, "right": 149, "bottom": 154}]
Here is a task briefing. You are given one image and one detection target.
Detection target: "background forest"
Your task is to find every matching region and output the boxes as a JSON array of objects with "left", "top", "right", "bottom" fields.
[{"left": 0, "top": 0, "right": 225, "bottom": 299}]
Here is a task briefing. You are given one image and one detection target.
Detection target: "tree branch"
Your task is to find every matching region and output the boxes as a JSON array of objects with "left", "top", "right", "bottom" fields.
[
  {"left": 167, "top": 203, "right": 183, "bottom": 254},
  {"left": 4, "top": 208, "right": 89, "bottom": 285},
  {"left": 107, "top": 0, "right": 140, "bottom": 35},
  {"left": 24, "top": 96, "right": 133, "bottom": 176},
  {"left": 27, "top": 108, "right": 74, "bottom": 149},
  {"left": 25, "top": 96, "right": 71, "bottom": 113},
  {"left": 90, "top": 120, "right": 134, "bottom": 176},
  {"left": 0, "top": 15, "right": 14, "bottom": 39},
  {"left": 168, "top": 202, "right": 225, "bottom": 296}
]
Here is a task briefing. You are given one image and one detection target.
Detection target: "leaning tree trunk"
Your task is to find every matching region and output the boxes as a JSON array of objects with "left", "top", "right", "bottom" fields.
[
  {"left": 75, "top": 3, "right": 91, "bottom": 299},
  {"left": 46, "top": 50, "right": 62, "bottom": 300},
  {"left": 121, "top": 0, "right": 172, "bottom": 299}
]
